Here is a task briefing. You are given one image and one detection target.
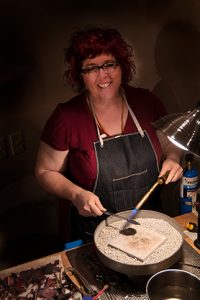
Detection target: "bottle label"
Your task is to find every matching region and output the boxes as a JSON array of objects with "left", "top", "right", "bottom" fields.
[
  {"left": 180, "top": 175, "right": 198, "bottom": 203},
  {"left": 182, "top": 176, "right": 198, "bottom": 186}
]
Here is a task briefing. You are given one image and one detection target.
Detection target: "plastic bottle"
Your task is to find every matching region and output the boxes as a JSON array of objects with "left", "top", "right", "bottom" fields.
[{"left": 180, "top": 153, "right": 199, "bottom": 214}]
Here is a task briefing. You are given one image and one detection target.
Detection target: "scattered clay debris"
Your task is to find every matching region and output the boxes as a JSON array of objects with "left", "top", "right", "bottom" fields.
[{"left": 0, "top": 260, "right": 81, "bottom": 299}]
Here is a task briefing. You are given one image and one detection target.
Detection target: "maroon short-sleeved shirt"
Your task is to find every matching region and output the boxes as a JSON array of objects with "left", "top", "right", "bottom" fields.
[{"left": 41, "top": 85, "right": 166, "bottom": 190}]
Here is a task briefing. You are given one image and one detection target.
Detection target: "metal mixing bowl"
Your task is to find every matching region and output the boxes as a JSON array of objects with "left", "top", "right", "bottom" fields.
[{"left": 146, "top": 269, "right": 200, "bottom": 300}]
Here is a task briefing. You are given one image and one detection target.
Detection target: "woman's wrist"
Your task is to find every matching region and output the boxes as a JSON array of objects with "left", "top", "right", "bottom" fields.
[
  {"left": 165, "top": 155, "right": 181, "bottom": 164},
  {"left": 70, "top": 185, "right": 85, "bottom": 206}
]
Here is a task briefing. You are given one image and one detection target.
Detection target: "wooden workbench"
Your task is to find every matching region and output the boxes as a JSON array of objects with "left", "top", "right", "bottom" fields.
[
  {"left": 0, "top": 250, "right": 71, "bottom": 275},
  {"left": 174, "top": 212, "right": 200, "bottom": 255}
]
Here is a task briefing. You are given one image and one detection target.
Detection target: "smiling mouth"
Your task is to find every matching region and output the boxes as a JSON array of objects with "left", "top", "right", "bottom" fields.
[{"left": 98, "top": 82, "right": 111, "bottom": 88}]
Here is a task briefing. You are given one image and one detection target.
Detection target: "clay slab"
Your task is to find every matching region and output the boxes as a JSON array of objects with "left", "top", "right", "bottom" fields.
[{"left": 109, "top": 225, "right": 167, "bottom": 262}]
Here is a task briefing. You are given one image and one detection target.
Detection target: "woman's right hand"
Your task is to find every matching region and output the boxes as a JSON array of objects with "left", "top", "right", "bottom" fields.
[{"left": 72, "top": 189, "right": 107, "bottom": 217}]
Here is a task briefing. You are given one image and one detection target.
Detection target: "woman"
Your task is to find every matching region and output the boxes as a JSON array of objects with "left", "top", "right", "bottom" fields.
[{"left": 35, "top": 26, "right": 183, "bottom": 242}]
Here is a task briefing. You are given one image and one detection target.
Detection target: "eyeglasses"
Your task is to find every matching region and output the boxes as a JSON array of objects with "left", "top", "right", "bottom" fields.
[{"left": 81, "top": 61, "right": 119, "bottom": 75}]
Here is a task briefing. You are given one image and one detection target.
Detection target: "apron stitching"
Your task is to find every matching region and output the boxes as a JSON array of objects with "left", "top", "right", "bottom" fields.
[{"left": 112, "top": 169, "right": 148, "bottom": 181}]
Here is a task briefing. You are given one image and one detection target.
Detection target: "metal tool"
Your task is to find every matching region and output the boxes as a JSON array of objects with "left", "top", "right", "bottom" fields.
[
  {"left": 103, "top": 211, "right": 140, "bottom": 225},
  {"left": 65, "top": 267, "right": 97, "bottom": 296},
  {"left": 121, "top": 171, "right": 170, "bottom": 231}
]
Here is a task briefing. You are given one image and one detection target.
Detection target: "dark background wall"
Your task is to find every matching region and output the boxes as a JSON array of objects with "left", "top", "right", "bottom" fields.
[{"left": 1, "top": 0, "right": 200, "bottom": 270}]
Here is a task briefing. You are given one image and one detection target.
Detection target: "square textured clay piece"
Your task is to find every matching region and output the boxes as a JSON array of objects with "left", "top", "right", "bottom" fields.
[{"left": 108, "top": 225, "right": 167, "bottom": 262}]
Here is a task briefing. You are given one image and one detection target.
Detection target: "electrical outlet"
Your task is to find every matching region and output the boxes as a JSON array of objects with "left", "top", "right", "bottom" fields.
[
  {"left": 0, "top": 136, "right": 8, "bottom": 159},
  {"left": 9, "top": 131, "right": 25, "bottom": 155}
]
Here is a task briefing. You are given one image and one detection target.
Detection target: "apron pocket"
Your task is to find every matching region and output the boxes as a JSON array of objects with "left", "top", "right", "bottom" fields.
[{"left": 112, "top": 169, "right": 148, "bottom": 211}]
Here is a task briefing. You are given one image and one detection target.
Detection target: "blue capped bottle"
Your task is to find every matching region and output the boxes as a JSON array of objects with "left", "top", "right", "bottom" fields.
[{"left": 180, "top": 153, "right": 199, "bottom": 214}]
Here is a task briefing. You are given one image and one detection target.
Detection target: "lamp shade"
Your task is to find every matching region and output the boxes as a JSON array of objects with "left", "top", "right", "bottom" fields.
[{"left": 153, "top": 103, "right": 200, "bottom": 157}]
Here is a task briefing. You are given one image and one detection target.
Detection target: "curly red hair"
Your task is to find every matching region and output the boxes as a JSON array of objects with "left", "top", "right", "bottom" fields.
[{"left": 64, "top": 26, "right": 136, "bottom": 93}]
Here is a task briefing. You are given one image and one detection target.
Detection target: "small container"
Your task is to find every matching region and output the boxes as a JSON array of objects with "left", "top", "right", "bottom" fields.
[
  {"left": 146, "top": 269, "right": 200, "bottom": 300},
  {"left": 180, "top": 153, "right": 199, "bottom": 214}
]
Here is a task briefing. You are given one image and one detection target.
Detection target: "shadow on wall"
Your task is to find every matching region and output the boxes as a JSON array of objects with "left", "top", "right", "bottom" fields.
[
  {"left": 0, "top": 176, "right": 60, "bottom": 270},
  {"left": 0, "top": 15, "right": 36, "bottom": 114},
  {"left": 153, "top": 20, "right": 200, "bottom": 113}
]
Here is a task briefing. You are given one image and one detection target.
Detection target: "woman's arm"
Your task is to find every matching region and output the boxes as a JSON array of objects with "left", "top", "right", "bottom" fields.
[
  {"left": 156, "top": 130, "right": 183, "bottom": 184},
  {"left": 35, "top": 141, "right": 106, "bottom": 216}
]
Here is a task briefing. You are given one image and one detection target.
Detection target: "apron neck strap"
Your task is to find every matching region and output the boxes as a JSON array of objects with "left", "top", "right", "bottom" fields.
[
  {"left": 87, "top": 95, "right": 106, "bottom": 147},
  {"left": 87, "top": 91, "right": 145, "bottom": 147},
  {"left": 125, "top": 100, "right": 145, "bottom": 137}
]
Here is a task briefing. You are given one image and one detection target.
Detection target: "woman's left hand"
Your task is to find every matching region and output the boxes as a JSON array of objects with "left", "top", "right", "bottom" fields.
[{"left": 159, "top": 158, "right": 183, "bottom": 184}]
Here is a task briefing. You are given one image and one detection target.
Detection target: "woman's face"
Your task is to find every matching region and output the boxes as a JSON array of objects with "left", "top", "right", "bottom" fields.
[{"left": 81, "top": 54, "right": 122, "bottom": 101}]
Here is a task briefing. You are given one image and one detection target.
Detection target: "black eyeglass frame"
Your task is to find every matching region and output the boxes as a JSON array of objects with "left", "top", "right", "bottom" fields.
[{"left": 81, "top": 61, "right": 119, "bottom": 74}]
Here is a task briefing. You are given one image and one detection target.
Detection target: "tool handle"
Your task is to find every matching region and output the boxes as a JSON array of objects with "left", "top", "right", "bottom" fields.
[
  {"left": 157, "top": 170, "right": 170, "bottom": 184},
  {"left": 135, "top": 181, "right": 159, "bottom": 210},
  {"left": 121, "top": 171, "right": 170, "bottom": 227},
  {"left": 135, "top": 171, "right": 169, "bottom": 210}
]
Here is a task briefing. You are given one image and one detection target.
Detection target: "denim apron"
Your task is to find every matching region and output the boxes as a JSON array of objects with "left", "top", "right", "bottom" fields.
[{"left": 69, "top": 100, "right": 159, "bottom": 242}]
